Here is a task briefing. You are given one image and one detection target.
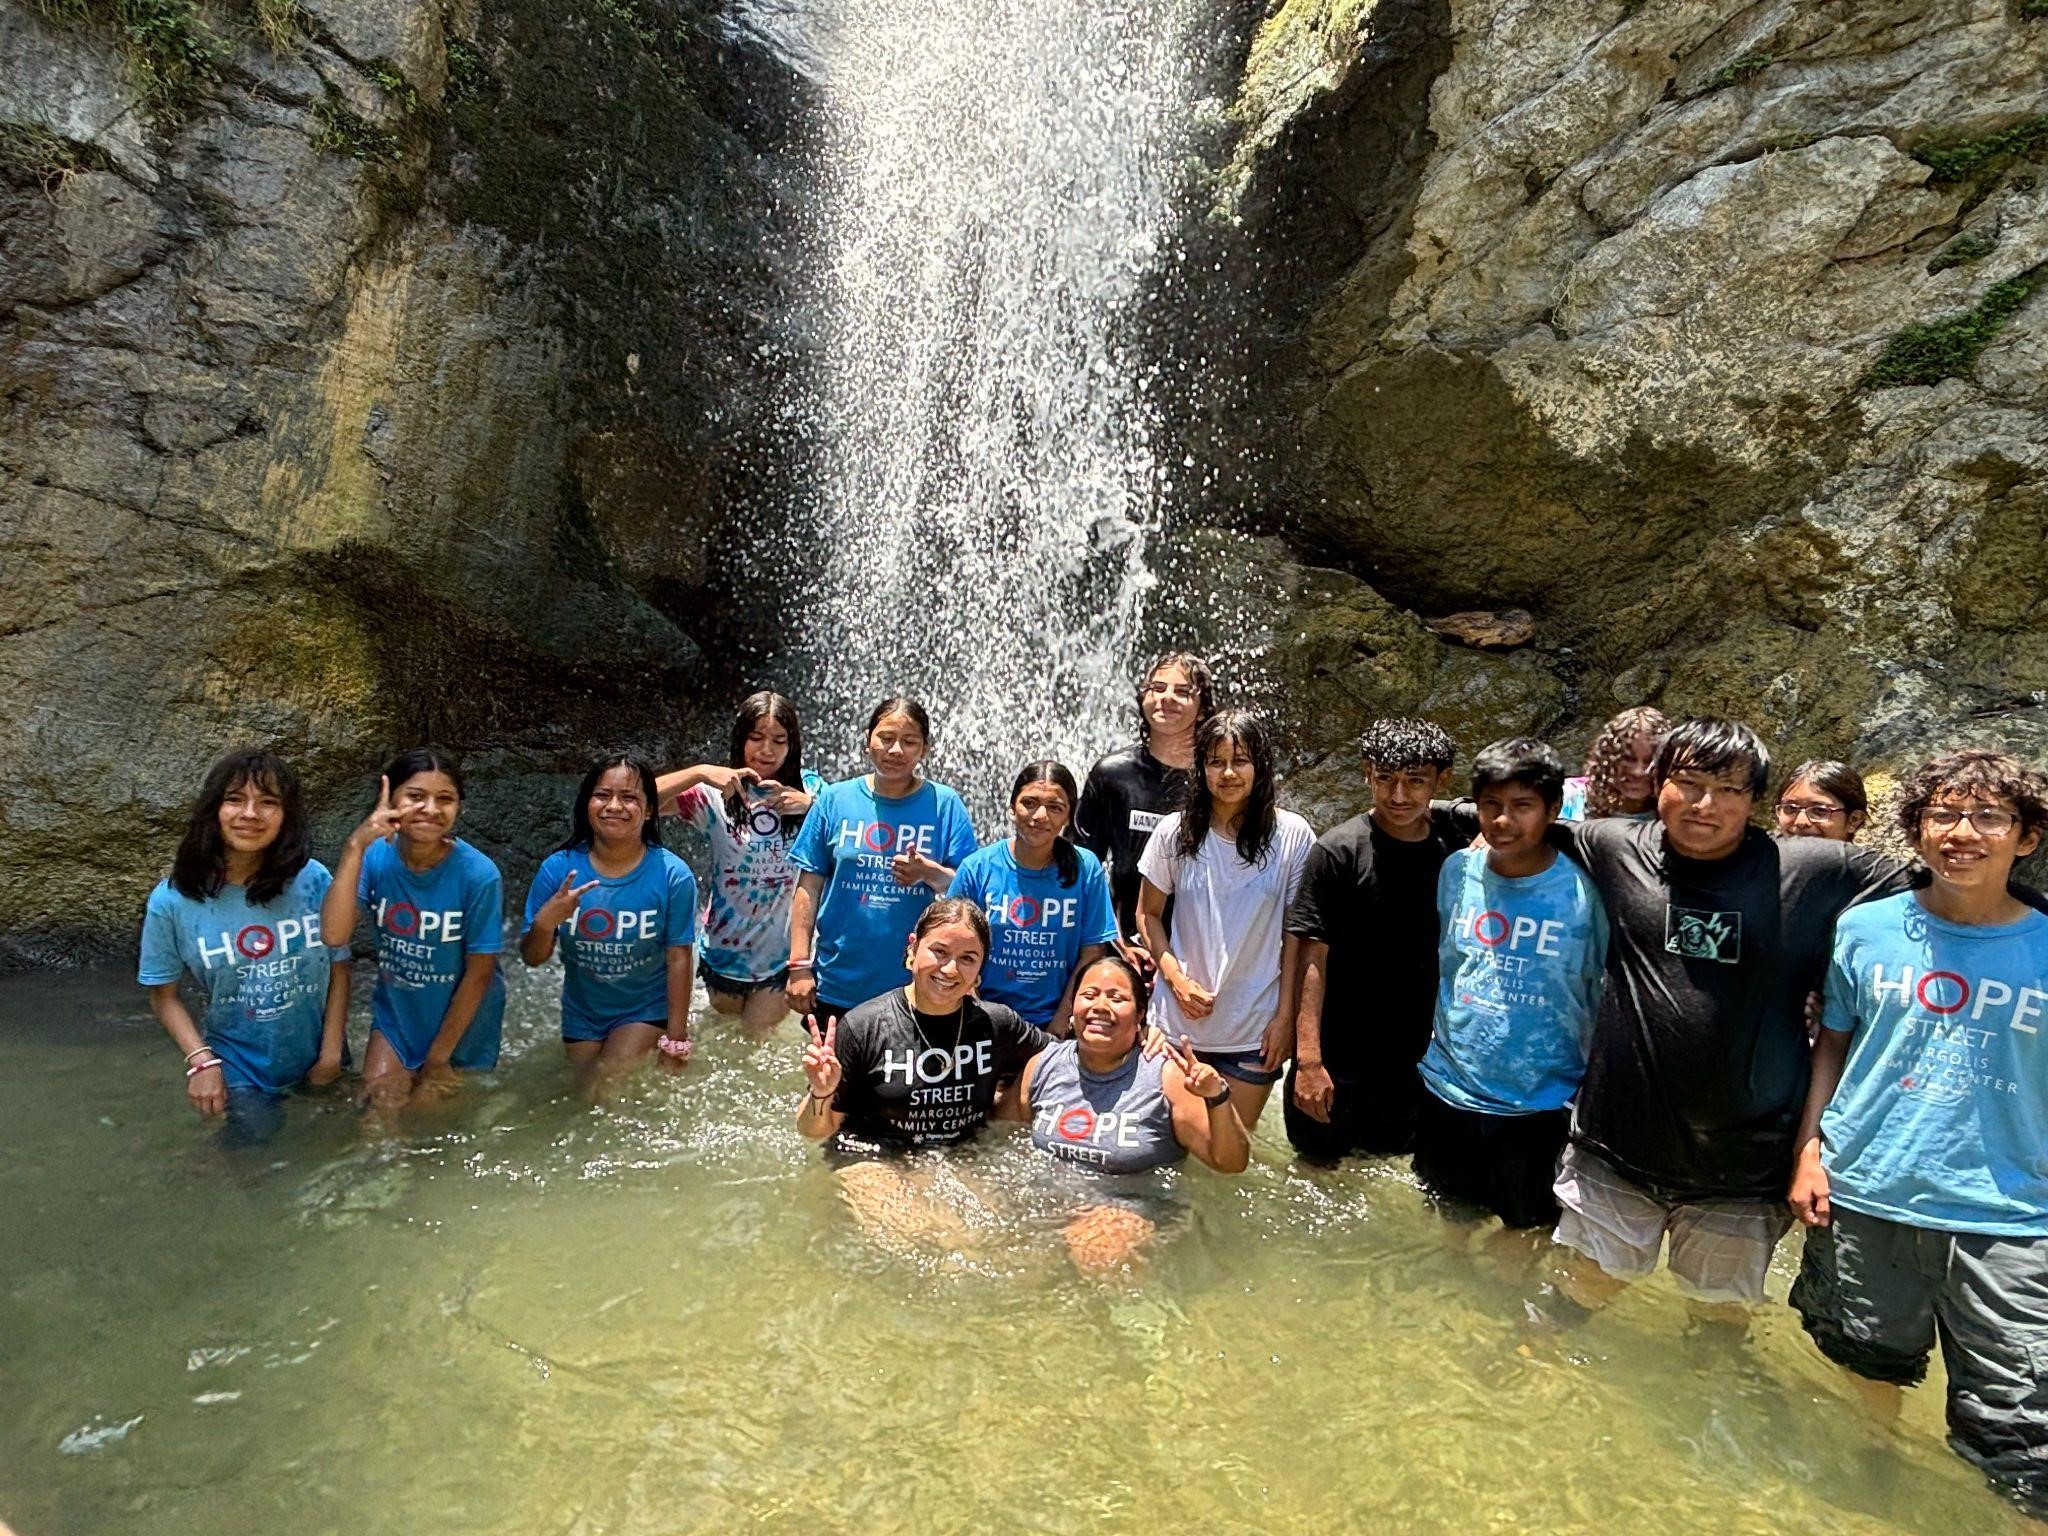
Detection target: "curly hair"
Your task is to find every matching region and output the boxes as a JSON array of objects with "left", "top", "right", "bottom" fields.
[
  {"left": 1357, "top": 717, "right": 1455, "bottom": 773},
  {"left": 1893, "top": 749, "right": 2048, "bottom": 842},
  {"left": 1582, "top": 706, "right": 1670, "bottom": 818}
]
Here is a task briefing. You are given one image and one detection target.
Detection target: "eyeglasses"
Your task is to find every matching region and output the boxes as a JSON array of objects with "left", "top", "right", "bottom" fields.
[
  {"left": 1143, "top": 683, "right": 1198, "bottom": 702},
  {"left": 1775, "top": 801, "right": 1844, "bottom": 825},
  {"left": 1921, "top": 806, "right": 2018, "bottom": 836}
]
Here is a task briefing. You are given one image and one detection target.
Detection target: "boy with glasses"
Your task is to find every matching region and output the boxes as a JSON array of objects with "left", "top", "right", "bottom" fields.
[{"left": 1789, "top": 749, "right": 2048, "bottom": 1519}]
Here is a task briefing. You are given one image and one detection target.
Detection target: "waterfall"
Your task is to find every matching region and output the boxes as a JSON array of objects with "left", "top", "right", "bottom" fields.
[{"left": 737, "top": 0, "right": 1227, "bottom": 816}]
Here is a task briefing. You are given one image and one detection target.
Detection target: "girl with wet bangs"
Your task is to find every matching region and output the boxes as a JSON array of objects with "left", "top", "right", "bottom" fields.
[
  {"left": 948, "top": 760, "right": 1119, "bottom": 1034},
  {"left": 322, "top": 749, "right": 507, "bottom": 1112},
  {"left": 1560, "top": 706, "right": 1669, "bottom": 822},
  {"left": 138, "top": 750, "right": 352, "bottom": 1144},
  {"left": 1135, "top": 709, "right": 1316, "bottom": 1128},
  {"left": 658, "top": 692, "right": 824, "bottom": 1036},
  {"left": 784, "top": 696, "right": 978, "bottom": 1035},
  {"left": 523, "top": 753, "right": 698, "bottom": 1094}
]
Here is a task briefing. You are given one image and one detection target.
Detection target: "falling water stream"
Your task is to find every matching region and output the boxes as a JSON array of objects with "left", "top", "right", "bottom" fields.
[{"left": 763, "top": 0, "right": 1227, "bottom": 805}]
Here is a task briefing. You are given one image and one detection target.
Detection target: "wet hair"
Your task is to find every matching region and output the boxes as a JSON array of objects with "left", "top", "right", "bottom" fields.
[
  {"left": 1778, "top": 759, "right": 1867, "bottom": 817},
  {"left": 557, "top": 753, "right": 663, "bottom": 854},
  {"left": 169, "top": 749, "right": 310, "bottom": 905},
  {"left": 910, "top": 894, "right": 992, "bottom": 954},
  {"left": 1011, "top": 760, "right": 1081, "bottom": 886},
  {"left": 1177, "top": 709, "right": 1280, "bottom": 866},
  {"left": 1581, "top": 706, "right": 1670, "bottom": 818},
  {"left": 1072, "top": 951, "right": 1152, "bottom": 1016},
  {"left": 1471, "top": 738, "right": 1568, "bottom": 808},
  {"left": 1652, "top": 718, "right": 1770, "bottom": 798},
  {"left": 1358, "top": 717, "right": 1455, "bottom": 774},
  {"left": 1136, "top": 651, "right": 1216, "bottom": 743},
  {"left": 382, "top": 747, "right": 467, "bottom": 801},
  {"left": 865, "top": 696, "right": 931, "bottom": 779},
  {"left": 1894, "top": 749, "right": 2048, "bottom": 842},
  {"left": 729, "top": 691, "right": 807, "bottom": 834}
]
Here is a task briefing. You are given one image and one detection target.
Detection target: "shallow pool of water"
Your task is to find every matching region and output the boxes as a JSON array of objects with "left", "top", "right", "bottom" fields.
[{"left": 0, "top": 966, "right": 2024, "bottom": 1535}]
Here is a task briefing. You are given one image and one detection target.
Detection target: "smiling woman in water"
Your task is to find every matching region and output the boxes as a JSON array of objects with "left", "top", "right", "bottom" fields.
[
  {"left": 138, "top": 749, "right": 352, "bottom": 1146},
  {"left": 521, "top": 753, "right": 697, "bottom": 1096},
  {"left": 321, "top": 749, "right": 507, "bottom": 1114},
  {"left": 784, "top": 696, "right": 978, "bottom": 1034}
]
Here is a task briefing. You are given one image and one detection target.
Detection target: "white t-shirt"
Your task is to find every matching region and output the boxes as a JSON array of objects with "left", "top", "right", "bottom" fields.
[{"left": 1137, "top": 809, "right": 1316, "bottom": 1052}]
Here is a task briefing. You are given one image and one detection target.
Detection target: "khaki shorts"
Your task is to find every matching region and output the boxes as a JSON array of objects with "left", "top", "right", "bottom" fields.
[{"left": 1552, "top": 1141, "right": 1792, "bottom": 1304}]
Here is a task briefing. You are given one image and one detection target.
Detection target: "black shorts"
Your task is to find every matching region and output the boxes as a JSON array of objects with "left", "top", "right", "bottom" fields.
[
  {"left": 702, "top": 965, "right": 789, "bottom": 1001},
  {"left": 1411, "top": 1092, "right": 1569, "bottom": 1230},
  {"left": 1281, "top": 1065, "right": 1421, "bottom": 1161}
]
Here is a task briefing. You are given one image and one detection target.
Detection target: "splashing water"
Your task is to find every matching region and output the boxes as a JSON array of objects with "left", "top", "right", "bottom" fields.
[{"left": 764, "top": 0, "right": 1224, "bottom": 811}]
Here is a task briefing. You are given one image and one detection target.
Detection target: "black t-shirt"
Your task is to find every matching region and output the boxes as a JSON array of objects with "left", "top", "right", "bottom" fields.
[
  {"left": 830, "top": 991, "right": 1049, "bottom": 1150},
  {"left": 1074, "top": 743, "right": 1190, "bottom": 935},
  {"left": 1284, "top": 806, "right": 1476, "bottom": 1081},
  {"left": 1555, "top": 819, "right": 1908, "bottom": 1202}
]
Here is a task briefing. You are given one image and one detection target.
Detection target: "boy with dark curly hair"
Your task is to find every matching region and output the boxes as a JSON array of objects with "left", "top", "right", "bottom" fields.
[{"left": 1789, "top": 748, "right": 2048, "bottom": 1519}]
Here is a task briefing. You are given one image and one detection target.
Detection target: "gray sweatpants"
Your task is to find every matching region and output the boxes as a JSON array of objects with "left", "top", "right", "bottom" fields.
[{"left": 1791, "top": 1207, "right": 2048, "bottom": 1516}]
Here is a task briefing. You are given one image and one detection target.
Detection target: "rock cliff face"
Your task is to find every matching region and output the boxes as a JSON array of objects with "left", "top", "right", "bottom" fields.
[
  {"left": 0, "top": 0, "right": 786, "bottom": 961},
  {"left": 1228, "top": 0, "right": 2048, "bottom": 819}
]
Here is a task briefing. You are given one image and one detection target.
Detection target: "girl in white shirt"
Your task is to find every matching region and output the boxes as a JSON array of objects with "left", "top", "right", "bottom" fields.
[{"left": 1136, "top": 708, "right": 1315, "bottom": 1128}]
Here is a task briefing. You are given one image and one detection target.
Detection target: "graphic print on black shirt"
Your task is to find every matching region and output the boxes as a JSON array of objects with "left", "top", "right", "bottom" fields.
[
  {"left": 1665, "top": 905, "right": 1741, "bottom": 963},
  {"left": 1554, "top": 818, "right": 1908, "bottom": 1202},
  {"left": 1074, "top": 744, "right": 1190, "bottom": 934},
  {"left": 830, "top": 991, "right": 1049, "bottom": 1150}
]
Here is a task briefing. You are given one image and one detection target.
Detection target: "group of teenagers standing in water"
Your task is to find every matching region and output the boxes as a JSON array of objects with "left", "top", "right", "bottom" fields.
[{"left": 137, "top": 654, "right": 2048, "bottom": 1518}]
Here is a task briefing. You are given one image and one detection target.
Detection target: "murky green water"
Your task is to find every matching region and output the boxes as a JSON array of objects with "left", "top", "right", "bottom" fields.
[{"left": 0, "top": 966, "right": 2025, "bottom": 1535}]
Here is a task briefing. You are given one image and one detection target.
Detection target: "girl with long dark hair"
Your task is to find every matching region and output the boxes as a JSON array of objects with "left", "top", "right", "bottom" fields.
[
  {"left": 1135, "top": 709, "right": 1315, "bottom": 1128},
  {"left": 784, "top": 696, "right": 978, "bottom": 1033},
  {"left": 521, "top": 753, "right": 698, "bottom": 1091},
  {"left": 321, "top": 749, "right": 506, "bottom": 1111},
  {"left": 948, "top": 760, "right": 1118, "bottom": 1034},
  {"left": 138, "top": 750, "right": 351, "bottom": 1143},
  {"left": 657, "top": 692, "right": 823, "bottom": 1035}
]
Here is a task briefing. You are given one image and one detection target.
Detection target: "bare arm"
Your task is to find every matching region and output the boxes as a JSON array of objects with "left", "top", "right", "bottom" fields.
[
  {"left": 1290, "top": 938, "right": 1334, "bottom": 1121},
  {"left": 148, "top": 982, "right": 227, "bottom": 1117},
  {"left": 1789, "top": 1026, "right": 1852, "bottom": 1226},
  {"left": 654, "top": 763, "right": 752, "bottom": 814},
  {"left": 993, "top": 1052, "right": 1041, "bottom": 1123},
  {"left": 796, "top": 1014, "right": 844, "bottom": 1140},
  {"left": 1162, "top": 1048, "right": 1249, "bottom": 1173},
  {"left": 424, "top": 952, "right": 496, "bottom": 1068},
  {"left": 1260, "top": 932, "right": 1303, "bottom": 1070},
  {"left": 1050, "top": 943, "right": 1107, "bottom": 1040},
  {"left": 664, "top": 945, "right": 695, "bottom": 1041},
  {"left": 307, "top": 961, "right": 351, "bottom": 1085},
  {"left": 786, "top": 871, "right": 824, "bottom": 1014}
]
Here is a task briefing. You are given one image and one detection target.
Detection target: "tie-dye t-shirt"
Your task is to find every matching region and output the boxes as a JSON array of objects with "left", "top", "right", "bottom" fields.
[{"left": 675, "top": 771, "right": 826, "bottom": 985}]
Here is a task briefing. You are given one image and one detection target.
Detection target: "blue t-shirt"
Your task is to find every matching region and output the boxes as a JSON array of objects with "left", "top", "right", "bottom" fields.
[
  {"left": 948, "top": 840, "right": 1118, "bottom": 1029},
  {"left": 138, "top": 862, "right": 349, "bottom": 1095},
  {"left": 523, "top": 845, "right": 697, "bottom": 1039},
  {"left": 1820, "top": 892, "right": 2048, "bottom": 1237},
  {"left": 787, "top": 775, "right": 980, "bottom": 1007},
  {"left": 1418, "top": 847, "right": 1609, "bottom": 1115},
  {"left": 357, "top": 837, "right": 507, "bottom": 1071}
]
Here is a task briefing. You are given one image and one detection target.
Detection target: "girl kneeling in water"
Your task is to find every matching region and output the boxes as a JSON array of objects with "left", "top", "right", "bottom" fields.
[
  {"left": 522, "top": 754, "right": 697, "bottom": 1094},
  {"left": 1012, "top": 953, "right": 1250, "bottom": 1273},
  {"left": 322, "top": 750, "right": 506, "bottom": 1112}
]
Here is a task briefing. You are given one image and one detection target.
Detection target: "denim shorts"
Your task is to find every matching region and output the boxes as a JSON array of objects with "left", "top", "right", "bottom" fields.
[
  {"left": 1194, "top": 1047, "right": 1283, "bottom": 1087},
  {"left": 701, "top": 965, "right": 789, "bottom": 1001}
]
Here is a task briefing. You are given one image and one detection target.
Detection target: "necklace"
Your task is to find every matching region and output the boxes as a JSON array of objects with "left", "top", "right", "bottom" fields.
[{"left": 907, "top": 990, "right": 969, "bottom": 1064}]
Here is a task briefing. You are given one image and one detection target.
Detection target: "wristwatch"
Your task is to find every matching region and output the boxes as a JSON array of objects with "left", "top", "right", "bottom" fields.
[{"left": 1202, "top": 1085, "right": 1231, "bottom": 1108}]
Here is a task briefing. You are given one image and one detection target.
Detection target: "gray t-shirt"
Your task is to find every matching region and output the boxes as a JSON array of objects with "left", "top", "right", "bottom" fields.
[{"left": 1028, "top": 1039, "right": 1186, "bottom": 1175}]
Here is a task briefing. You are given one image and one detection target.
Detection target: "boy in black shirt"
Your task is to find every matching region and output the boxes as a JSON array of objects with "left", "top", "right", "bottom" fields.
[
  {"left": 1550, "top": 718, "right": 1906, "bottom": 1305},
  {"left": 1285, "top": 718, "right": 1468, "bottom": 1160}
]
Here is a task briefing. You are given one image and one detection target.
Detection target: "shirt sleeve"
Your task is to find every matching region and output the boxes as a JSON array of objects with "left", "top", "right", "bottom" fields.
[
  {"left": 1079, "top": 856, "right": 1118, "bottom": 946},
  {"left": 1583, "top": 878, "right": 1611, "bottom": 989},
  {"left": 946, "top": 851, "right": 983, "bottom": 903},
  {"left": 939, "top": 791, "right": 979, "bottom": 868},
  {"left": 1837, "top": 845, "right": 1911, "bottom": 914},
  {"left": 1435, "top": 799, "right": 1480, "bottom": 843},
  {"left": 788, "top": 790, "right": 833, "bottom": 876},
  {"left": 1136, "top": 813, "right": 1179, "bottom": 895},
  {"left": 1072, "top": 764, "right": 1112, "bottom": 858},
  {"left": 1819, "top": 926, "right": 1859, "bottom": 1036},
  {"left": 303, "top": 864, "right": 350, "bottom": 960},
  {"left": 137, "top": 884, "right": 185, "bottom": 986},
  {"left": 829, "top": 1007, "right": 875, "bottom": 1114},
  {"left": 673, "top": 785, "right": 712, "bottom": 831},
  {"left": 993, "top": 1006, "right": 1050, "bottom": 1075},
  {"left": 523, "top": 852, "right": 564, "bottom": 932},
  {"left": 1285, "top": 837, "right": 1339, "bottom": 940},
  {"left": 1280, "top": 818, "right": 1314, "bottom": 910},
  {"left": 465, "top": 861, "right": 506, "bottom": 956},
  {"left": 664, "top": 855, "right": 699, "bottom": 947}
]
